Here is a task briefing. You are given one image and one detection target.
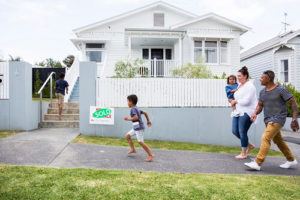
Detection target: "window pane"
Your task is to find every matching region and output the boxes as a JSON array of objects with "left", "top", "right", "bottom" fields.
[
  {"left": 280, "top": 59, "right": 289, "bottom": 82},
  {"left": 194, "top": 48, "right": 203, "bottom": 63},
  {"left": 86, "top": 51, "right": 103, "bottom": 62},
  {"left": 194, "top": 41, "right": 202, "bottom": 47},
  {"left": 205, "top": 41, "right": 217, "bottom": 48},
  {"left": 86, "top": 43, "right": 105, "bottom": 49},
  {"left": 284, "top": 72, "right": 288, "bottom": 82},
  {"left": 221, "top": 41, "right": 227, "bottom": 48},
  {"left": 166, "top": 49, "right": 172, "bottom": 60},
  {"left": 142, "top": 49, "right": 149, "bottom": 59},
  {"left": 221, "top": 41, "right": 228, "bottom": 63},
  {"left": 205, "top": 41, "right": 217, "bottom": 63},
  {"left": 154, "top": 13, "right": 164, "bottom": 27}
]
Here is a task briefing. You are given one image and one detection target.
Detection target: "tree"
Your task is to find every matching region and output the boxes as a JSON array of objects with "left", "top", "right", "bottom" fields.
[
  {"left": 63, "top": 55, "right": 75, "bottom": 68},
  {"left": 9, "top": 55, "right": 21, "bottom": 61},
  {"left": 33, "top": 70, "right": 43, "bottom": 97},
  {"left": 35, "top": 58, "right": 63, "bottom": 68},
  {"left": 283, "top": 83, "right": 300, "bottom": 117}
]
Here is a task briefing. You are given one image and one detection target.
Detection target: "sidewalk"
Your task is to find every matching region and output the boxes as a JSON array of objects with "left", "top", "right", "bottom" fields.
[{"left": 0, "top": 128, "right": 299, "bottom": 176}]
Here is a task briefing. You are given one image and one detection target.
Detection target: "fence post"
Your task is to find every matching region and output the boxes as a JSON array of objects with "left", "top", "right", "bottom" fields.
[
  {"left": 154, "top": 58, "right": 157, "bottom": 78},
  {"left": 79, "top": 62, "right": 97, "bottom": 134}
]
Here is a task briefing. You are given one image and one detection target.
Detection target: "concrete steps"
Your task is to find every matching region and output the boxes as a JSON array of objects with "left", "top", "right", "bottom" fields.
[
  {"left": 40, "top": 121, "right": 79, "bottom": 128},
  {"left": 40, "top": 102, "right": 79, "bottom": 128}
]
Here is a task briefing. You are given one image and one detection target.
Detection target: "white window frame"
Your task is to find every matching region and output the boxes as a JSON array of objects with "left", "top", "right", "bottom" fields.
[
  {"left": 193, "top": 40, "right": 230, "bottom": 65},
  {"left": 204, "top": 40, "right": 218, "bottom": 64},
  {"left": 220, "top": 40, "right": 229, "bottom": 65},
  {"left": 278, "top": 58, "right": 290, "bottom": 83},
  {"left": 85, "top": 43, "right": 106, "bottom": 63}
]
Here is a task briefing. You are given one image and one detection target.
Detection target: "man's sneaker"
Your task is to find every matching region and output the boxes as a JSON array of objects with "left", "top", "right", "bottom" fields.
[
  {"left": 279, "top": 160, "right": 298, "bottom": 169},
  {"left": 244, "top": 161, "right": 261, "bottom": 171}
]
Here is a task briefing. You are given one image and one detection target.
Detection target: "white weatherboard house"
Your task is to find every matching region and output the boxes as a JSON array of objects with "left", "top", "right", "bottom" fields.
[
  {"left": 241, "top": 30, "right": 300, "bottom": 91},
  {"left": 70, "top": 1, "right": 249, "bottom": 80}
]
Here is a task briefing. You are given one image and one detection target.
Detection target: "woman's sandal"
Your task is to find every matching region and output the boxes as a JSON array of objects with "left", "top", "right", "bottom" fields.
[{"left": 235, "top": 154, "right": 248, "bottom": 160}]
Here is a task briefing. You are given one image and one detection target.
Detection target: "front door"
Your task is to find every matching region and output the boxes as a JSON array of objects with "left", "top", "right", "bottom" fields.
[{"left": 151, "top": 49, "right": 164, "bottom": 77}]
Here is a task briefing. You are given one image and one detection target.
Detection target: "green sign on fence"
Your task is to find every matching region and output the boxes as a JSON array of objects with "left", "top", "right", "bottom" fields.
[{"left": 90, "top": 106, "right": 114, "bottom": 125}]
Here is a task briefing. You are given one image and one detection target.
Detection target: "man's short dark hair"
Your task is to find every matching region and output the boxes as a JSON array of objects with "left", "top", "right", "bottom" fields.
[
  {"left": 127, "top": 94, "right": 138, "bottom": 105},
  {"left": 59, "top": 73, "right": 65, "bottom": 79},
  {"left": 263, "top": 70, "right": 275, "bottom": 82}
]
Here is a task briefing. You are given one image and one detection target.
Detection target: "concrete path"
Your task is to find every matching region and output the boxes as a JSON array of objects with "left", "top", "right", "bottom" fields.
[
  {"left": 1, "top": 128, "right": 299, "bottom": 176},
  {"left": 0, "top": 128, "right": 79, "bottom": 165}
]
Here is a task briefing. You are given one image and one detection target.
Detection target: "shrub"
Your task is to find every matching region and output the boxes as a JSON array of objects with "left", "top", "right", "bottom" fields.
[
  {"left": 283, "top": 83, "right": 300, "bottom": 117},
  {"left": 172, "top": 62, "right": 213, "bottom": 78},
  {"left": 114, "top": 58, "right": 147, "bottom": 78}
]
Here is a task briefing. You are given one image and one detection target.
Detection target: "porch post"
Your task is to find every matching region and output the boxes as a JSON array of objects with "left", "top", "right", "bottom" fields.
[
  {"left": 128, "top": 35, "right": 132, "bottom": 59},
  {"left": 179, "top": 36, "right": 183, "bottom": 66}
]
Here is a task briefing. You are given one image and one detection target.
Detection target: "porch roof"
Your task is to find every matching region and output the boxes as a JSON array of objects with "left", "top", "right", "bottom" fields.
[{"left": 71, "top": 38, "right": 109, "bottom": 50}]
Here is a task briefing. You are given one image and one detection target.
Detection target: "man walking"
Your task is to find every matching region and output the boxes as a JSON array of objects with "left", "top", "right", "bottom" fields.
[{"left": 245, "top": 70, "right": 299, "bottom": 171}]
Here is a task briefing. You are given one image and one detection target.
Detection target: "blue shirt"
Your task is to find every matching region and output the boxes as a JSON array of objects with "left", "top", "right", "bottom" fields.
[
  {"left": 130, "top": 106, "right": 145, "bottom": 130},
  {"left": 225, "top": 83, "right": 238, "bottom": 99},
  {"left": 55, "top": 79, "right": 69, "bottom": 95}
]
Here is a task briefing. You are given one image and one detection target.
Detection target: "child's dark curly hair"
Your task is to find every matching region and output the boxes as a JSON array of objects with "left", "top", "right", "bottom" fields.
[{"left": 227, "top": 75, "right": 237, "bottom": 84}]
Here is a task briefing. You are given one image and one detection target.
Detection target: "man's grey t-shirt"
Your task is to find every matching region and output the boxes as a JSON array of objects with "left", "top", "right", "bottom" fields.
[{"left": 259, "top": 85, "right": 293, "bottom": 126}]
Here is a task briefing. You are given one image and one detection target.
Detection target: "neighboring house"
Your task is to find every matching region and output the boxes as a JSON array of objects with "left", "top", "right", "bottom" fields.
[
  {"left": 241, "top": 30, "right": 300, "bottom": 90},
  {"left": 71, "top": 1, "right": 249, "bottom": 78}
]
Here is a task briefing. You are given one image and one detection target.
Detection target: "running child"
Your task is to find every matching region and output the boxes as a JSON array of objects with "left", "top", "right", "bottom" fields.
[
  {"left": 124, "top": 94, "right": 154, "bottom": 162},
  {"left": 55, "top": 73, "right": 69, "bottom": 120}
]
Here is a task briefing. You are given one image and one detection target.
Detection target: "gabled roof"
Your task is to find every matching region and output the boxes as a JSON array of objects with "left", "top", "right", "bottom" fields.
[
  {"left": 241, "top": 29, "right": 300, "bottom": 60},
  {"left": 73, "top": 1, "right": 198, "bottom": 33},
  {"left": 170, "top": 12, "right": 250, "bottom": 33}
]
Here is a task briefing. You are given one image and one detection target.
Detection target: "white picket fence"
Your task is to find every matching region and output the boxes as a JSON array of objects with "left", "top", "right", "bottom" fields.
[
  {"left": 0, "top": 62, "right": 9, "bottom": 99},
  {"left": 96, "top": 78, "right": 229, "bottom": 107}
]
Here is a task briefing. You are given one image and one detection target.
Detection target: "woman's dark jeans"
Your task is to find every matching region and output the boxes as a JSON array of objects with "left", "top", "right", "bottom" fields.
[{"left": 232, "top": 113, "right": 252, "bottom": 148}]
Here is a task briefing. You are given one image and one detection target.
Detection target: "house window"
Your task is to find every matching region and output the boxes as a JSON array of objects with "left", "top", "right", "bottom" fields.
[
  {"left": 154, "top": 13, "right": 164, "bottom": 27},
  {"left": 220, "top": 41, "right": 228, "bottom": 63},
  {"left": 85, "top": 43, "right": 105, "bottom": 63},
  {"left": 142, "top": 49, "right": 149, "bottom": 59},
  {"left": 280, "top": 59, "right": 289, "bottom": 82},
  {"left": 165, "top": 49, "right": 172, "bottom": 60},
  {"left": 194, "top": 41, "right": 203, "bottom": 63},
  {"left": 205, "top": 41, "right": 217, "bottom": 63}
]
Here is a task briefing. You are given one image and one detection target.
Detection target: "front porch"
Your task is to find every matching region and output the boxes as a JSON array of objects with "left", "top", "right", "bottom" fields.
[{"left": 126, "top": 29, "right": 183, "bottom": 77}]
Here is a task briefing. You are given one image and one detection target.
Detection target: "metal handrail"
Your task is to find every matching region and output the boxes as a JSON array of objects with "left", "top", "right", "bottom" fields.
[{"left": 37, "top": 72, "right": 56, "bottom": 123}]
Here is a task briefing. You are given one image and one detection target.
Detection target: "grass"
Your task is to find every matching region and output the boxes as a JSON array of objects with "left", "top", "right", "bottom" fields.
[
  {"left": 0, "top": 131, "right": 17, "bottom": 139},
  {"left": 73, "top": 135, "right": 282, "bottom": 156},
  {"left": 0, "top": 164, "right": 299, "bottom": 200}
]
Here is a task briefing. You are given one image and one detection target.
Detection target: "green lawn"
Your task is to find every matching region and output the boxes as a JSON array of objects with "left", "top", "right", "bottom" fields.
[
  {"left": 0, "top": 131, "right": 17, "bottom": 139},
  {"left": 0, "top": 165, "right": 299, "bottom": 200},
  {"left": 73, "top": 135, "right": 282, "bottom": 156}
]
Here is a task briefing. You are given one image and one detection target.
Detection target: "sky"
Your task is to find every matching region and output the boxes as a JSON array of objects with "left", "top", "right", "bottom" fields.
[{"left": 0, "top": 0, "right": 300, "bottom": 63}]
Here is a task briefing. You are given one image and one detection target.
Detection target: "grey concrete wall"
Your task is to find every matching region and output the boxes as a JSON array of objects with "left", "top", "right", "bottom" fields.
[
  {"left": 79, "top": 62, "right": 265, "bottom": 147},
  {"left": 0, "top": 62, "right": 41, "bottom": 131}
]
